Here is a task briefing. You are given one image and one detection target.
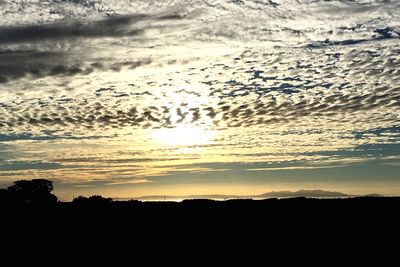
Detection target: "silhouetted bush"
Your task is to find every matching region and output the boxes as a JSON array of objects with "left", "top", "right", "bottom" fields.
[{"left": 72, "top": 195, "right": 113, "bottom": 206}]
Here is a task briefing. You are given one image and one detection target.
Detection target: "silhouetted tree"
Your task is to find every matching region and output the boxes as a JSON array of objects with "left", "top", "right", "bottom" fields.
[{"left": 6, "top": 179, "right": 58, "bottom": 205}]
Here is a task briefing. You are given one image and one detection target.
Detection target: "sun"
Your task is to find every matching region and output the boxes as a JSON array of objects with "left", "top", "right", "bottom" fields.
[{"left": 151, "top": 125, "right": 215, "bottom": 147}]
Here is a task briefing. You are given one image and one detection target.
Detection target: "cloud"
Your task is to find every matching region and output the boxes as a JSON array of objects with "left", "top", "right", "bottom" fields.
[
  {"left": 1, "top": 40, "right": 399, "bottom": 134},
  {"left": 0, "top": 143, "right": 16, "bottom": 162},
  {"left": 0, "top": 13, "right": 185, "bottom": 44},
  {"left": 1, "top": 0, "right": 400, "bottom": 190},
  {"left": 306, "top": 27, "right": 400, "bottom": 48},
  {"left": 246, "top": 165, "right": 355, "bottom": 171},
  {"left": 382, "top": 162, "right": 400, "bottom": 167},
  {"left": 0, "top": 49, "right": 152, "bottom": 83},
  {"left": 104, "top": 179, "right": 152, "bottom": 185},
  {"left": 50, "top": 156, "right": 198, "bottom": 164},
  {"left": 0, "top": 9, "right": 190, "bottom": 83},
  {"left": 0, "top": 161, "right": 65, "bottom": 171}
]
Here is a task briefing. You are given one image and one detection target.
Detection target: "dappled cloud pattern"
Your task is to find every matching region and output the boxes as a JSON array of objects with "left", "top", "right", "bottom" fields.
[{"left": 0, "top": 0, "right": 400, "bottom": 198}]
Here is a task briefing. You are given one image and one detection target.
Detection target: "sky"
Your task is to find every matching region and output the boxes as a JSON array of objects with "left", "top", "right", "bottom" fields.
[{"left": 0, "top": 0, "right": 400, "bottom": 200}]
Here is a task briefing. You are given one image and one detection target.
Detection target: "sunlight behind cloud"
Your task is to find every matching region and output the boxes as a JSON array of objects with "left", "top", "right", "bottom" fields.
[{"left": 150, "top": 125, "right": 215, "bottom": 147}]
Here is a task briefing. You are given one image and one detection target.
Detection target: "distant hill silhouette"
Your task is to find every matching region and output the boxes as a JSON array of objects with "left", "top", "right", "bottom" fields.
[
  {"left": 254, "top": 189, "right": 351, "bottom": 199},
  {"left": 127, "top": 189, "right": 352, "bottom": 201}
]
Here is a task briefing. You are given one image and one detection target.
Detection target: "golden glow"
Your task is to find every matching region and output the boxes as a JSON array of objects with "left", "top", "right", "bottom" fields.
[{"left": 150, "top": 125, "right": 215, "bottom": 147}]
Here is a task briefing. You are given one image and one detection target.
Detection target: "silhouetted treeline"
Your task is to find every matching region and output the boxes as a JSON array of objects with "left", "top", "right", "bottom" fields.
[
  {"left": 1, "top": 179, "right": 400, "bottom": 227},
  {"left": 72, "top": 195, "right": 113, "bottom": 206}
]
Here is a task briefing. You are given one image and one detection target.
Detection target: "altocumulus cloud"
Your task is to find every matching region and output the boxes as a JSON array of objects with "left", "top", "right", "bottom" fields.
[
  {"left": 1, "top": 44, "right": 399, "bottom": 135},
  {"left": 0, "top": 0, "right": 399, "bottom": 190}
]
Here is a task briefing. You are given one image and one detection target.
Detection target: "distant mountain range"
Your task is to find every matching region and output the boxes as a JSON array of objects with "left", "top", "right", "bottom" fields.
[
  {"left": 125, "top": 190, "right": 367, "bottom": 201},
  {"left": 255, "top": 190, "right": 351, "bottom": 199}
]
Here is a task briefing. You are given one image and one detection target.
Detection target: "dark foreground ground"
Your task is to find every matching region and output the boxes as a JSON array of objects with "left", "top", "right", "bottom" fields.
[
  {"left": 2, "top": 197, "right": 400, "bottom": 253},
  {"left": 2, "top": 180, "right": 398, "bottom": 233},
  {"left": 2, "top": 197, "right": 400, "bottom": 225}
]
